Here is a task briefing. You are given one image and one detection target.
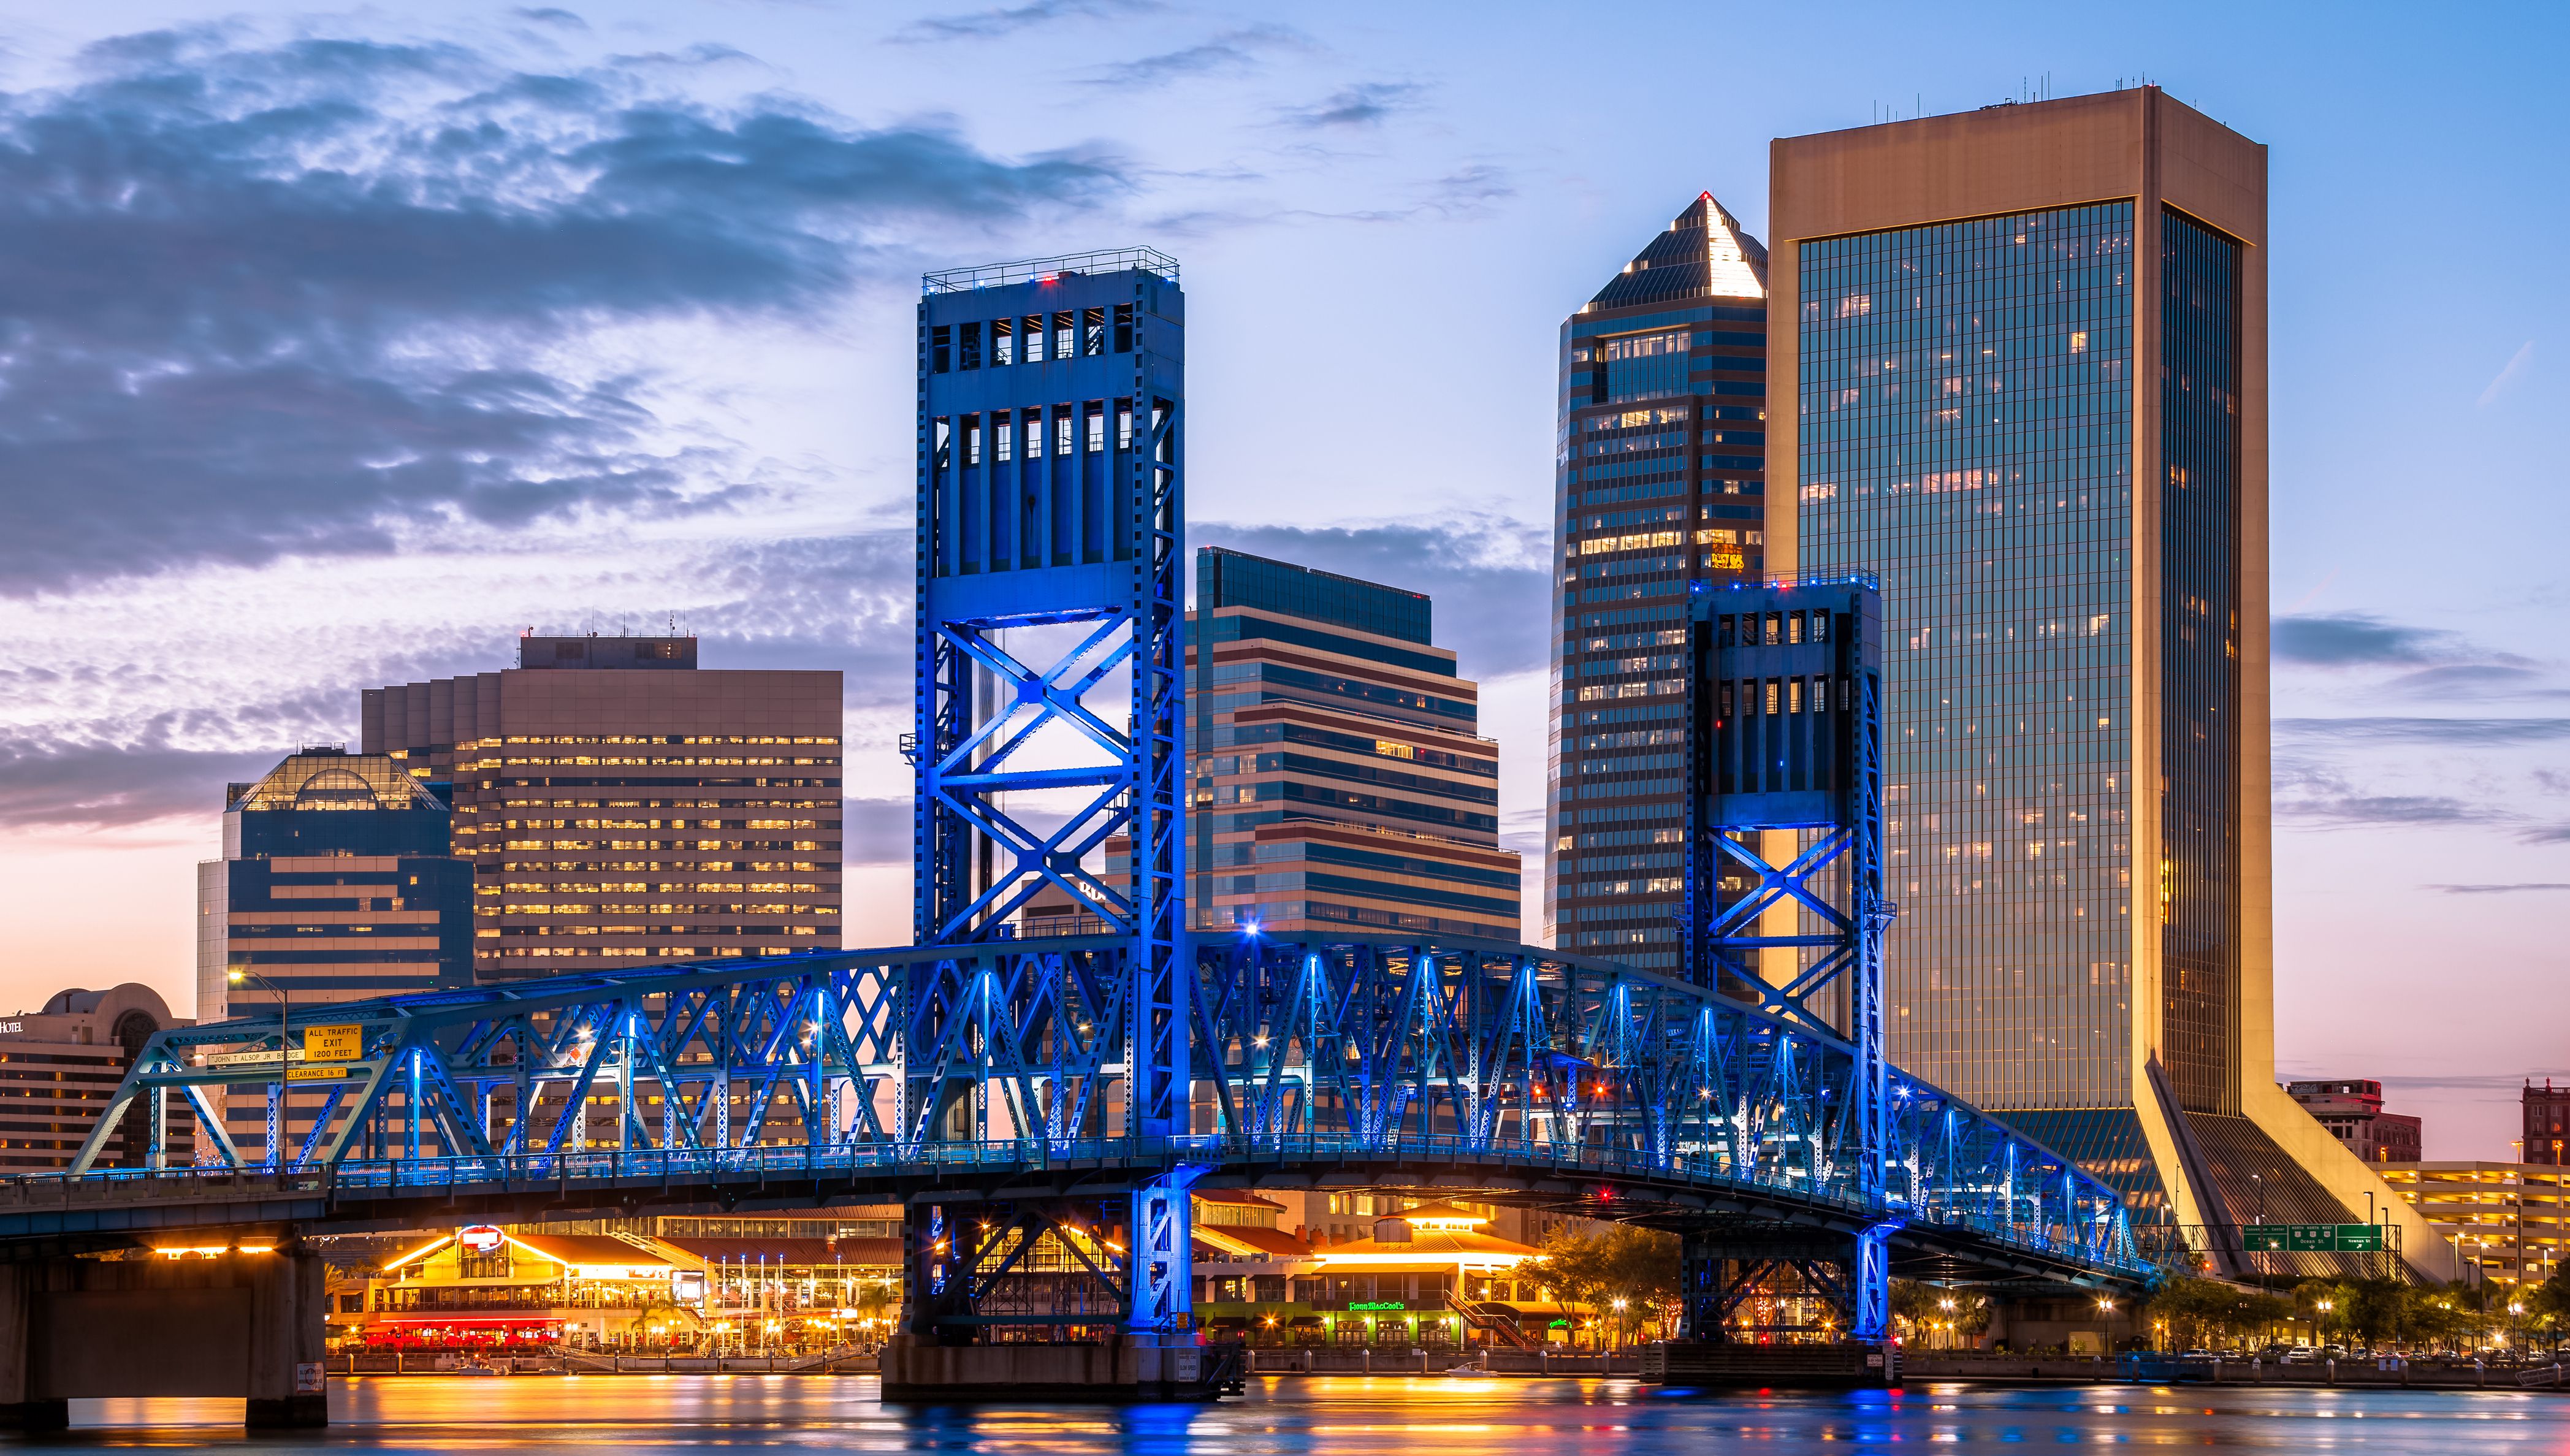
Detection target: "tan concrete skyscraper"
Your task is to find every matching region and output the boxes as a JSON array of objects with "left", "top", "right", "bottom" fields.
[
  {"left": 1766, "top": 88, "right": 2450, "bottom": 1277},
  {"left": 363, "top": 636, "right": 844, "bottom": 982}
]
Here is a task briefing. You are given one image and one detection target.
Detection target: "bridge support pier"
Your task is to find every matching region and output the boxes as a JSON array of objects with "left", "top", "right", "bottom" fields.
[
  {"left": 1649, "top": 1232, "right": 1896, "bottom": 1389},
  {"left": 886, "top": 1186, "right": 1225, "bottom": 1402},
  {"left": 0, "top": 1249, "right": 326, "bottom": 1429}
]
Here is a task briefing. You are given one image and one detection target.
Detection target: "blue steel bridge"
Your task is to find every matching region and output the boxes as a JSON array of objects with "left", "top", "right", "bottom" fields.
[
  {"left": 8, "top": 251, "right": 2152, "bottom": 1375},
  {"left": 32, "top": 934, "right": 2148, "bottom": 1320}
]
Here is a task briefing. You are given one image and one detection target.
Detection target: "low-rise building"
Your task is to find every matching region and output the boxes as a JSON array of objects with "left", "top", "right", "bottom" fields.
[
  {"left": 2287, "top": 1078, "right": 2423, "bottom": 1165},
  {"left": 314, "top": 1210, "right": 904, "bottom": 1352},
  {"left": 1189, "top": 1195, "right": 1563, "bottom": 1347},
  {"left": 0, "top": 985, "right": 189, "bottom": 1172}
]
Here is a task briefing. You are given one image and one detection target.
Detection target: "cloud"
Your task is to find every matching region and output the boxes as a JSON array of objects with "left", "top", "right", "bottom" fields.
[
  {"left": 1279, "top": 82, "right": 1424, "bottom": 129},
  {"left": 2274, "top": 794, "right": 2487, "bottom": 827},
  {"left": 0, "top": 731, "right": 280, "bottom": 829},
  {"left": 2272, "top": 612, "right": 2460, "bottom": 667},
  {"left": 1420, "top": 163, "right": 1514, "bottom": 216},
  {"left": 2273, "top": 612, "right": 2549, "bottom": 699},
  {"left": 2426, "top": 882, "right": 2570, "bottom": 894},
  {"left": 890, "top": 0, "right": 1155, "bottom": 43},
  {"left": 682, "top": 532, "right": 915, "bottom": 705},
  {"left": 2275, "top": 717, "right": 2570, "bottom": 747},
  {"left": 512, "top": 7, "right": 588, "bottom": 27},
  {"left": 842, "top": 796, "right": 911, "bottom": 866},
  {"left": 2520, "top": 825, "right": 2570, "bottom": 845},
  {"left": 2338, "top": 1071, "right": 2570, "bottom": 1095},
  {"left": 0, "top": 28, "right": 1122, "bottom": 595},
  {"left": 2478, "top": 340, "right": 2534, "bottom": 408},
  {"left": 1083, "top": 25, "right": 1310, "bottom": 87},
  {"left": 1192, "top": 516, "right": 1550, "bottom": 679},
  {"left": 1145, "top": 163, "right": 1517, "bottom": 237}
]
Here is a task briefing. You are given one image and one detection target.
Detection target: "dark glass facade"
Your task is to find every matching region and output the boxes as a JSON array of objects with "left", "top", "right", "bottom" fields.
[
  {"left": 1797, "top": 202, "right": 2139, "bottom": 1106},
  {"left": 1199, "top": 549, "right": 1430, "bottom": 645},
  {"left": 1546, "top": 195, "right": 1769, "bottom": 967},
  {"left": 1186, "top": 547, "right": 1520, "bottom": 941},
  {"left": 199, "top": 750, "right": 476, "bottom": 1021},
  {"left": 2157, "top": 210, "right": 2243, "bottom": 1116}
]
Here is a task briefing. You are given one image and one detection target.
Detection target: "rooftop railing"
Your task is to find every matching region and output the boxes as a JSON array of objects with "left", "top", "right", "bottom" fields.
[{"left": 923, "top": 248, "right": 1180, "bottom": 294}]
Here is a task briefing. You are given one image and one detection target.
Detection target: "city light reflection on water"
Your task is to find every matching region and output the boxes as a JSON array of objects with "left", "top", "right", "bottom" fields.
[{"left": 32, "top": 1375, "right": 2570, "bottom": 1452}]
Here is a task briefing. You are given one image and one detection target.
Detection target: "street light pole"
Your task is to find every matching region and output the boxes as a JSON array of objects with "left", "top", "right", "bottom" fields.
[
  {"left": 227, "top": 969, "right": 291, "bottom": 1167},
  {"left": 2251, "top": 1173, "right": 2265, "bottom": 1288}
]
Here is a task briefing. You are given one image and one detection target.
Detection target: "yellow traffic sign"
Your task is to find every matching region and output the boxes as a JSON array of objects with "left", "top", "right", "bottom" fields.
[
  {"left": 303, "top": 1025, "right": 364, "bottom": 1063},
  {"left": 286, "top": 1065, "right": 360, "bottom": 1083}
]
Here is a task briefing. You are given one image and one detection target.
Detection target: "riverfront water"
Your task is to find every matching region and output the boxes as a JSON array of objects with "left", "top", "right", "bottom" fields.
[{"left": 27, "top": 1374, "right": 2570, "bottom": 1451}]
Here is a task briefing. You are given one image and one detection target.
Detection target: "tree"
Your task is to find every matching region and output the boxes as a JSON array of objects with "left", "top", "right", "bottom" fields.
[
  {"left": 2143, "top": 1277, "right": 2292, "bottom": 1351},
  {"left": 1523, "top": 1224, "right": 1681, "bottom": 1348},
  {"left": 1525, "top": 1226, "right": 1611, "bottom": 1347},
  {"left": 2528, "top": 1268, "right": 2570, "bottom": 1350},
  {"left": 2292, "top": 1278, "right": 2355, "bottom": 1346}
]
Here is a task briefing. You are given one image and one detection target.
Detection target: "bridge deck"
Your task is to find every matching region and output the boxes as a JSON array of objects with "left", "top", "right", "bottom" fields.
[
  {"left": 36, "top": 936, "right": 2157, "bottom": 1292},
  {"left": 4, "top": 1134, "right": 2149, "bottom": 1289}
]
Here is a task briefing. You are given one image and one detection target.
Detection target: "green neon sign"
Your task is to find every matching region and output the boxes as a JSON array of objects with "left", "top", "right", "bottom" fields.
[{"left": 1349, "top": 1301, "right": 1407, "bottom": 1311}]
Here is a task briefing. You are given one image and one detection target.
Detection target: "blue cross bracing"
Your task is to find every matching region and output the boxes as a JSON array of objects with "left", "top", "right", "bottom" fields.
[
  {"left": 47, "top": 937, "right": 2145, "bottom": 1299},
  {"left": 28, "top": 254, "right": 2156, "bottom": 1355}
]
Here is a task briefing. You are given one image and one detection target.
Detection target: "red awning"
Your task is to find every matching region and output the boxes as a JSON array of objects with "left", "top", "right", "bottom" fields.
[{"left": 370, "top": 1315, "right": 564, "bottom": 1329}]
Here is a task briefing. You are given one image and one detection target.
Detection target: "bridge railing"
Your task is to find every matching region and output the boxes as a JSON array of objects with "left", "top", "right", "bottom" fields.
[{"left": 10, "top": 1130, "right": 2156, "bottom": 1279}]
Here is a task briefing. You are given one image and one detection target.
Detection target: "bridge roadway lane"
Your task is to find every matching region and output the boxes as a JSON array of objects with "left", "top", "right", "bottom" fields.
[{"left": 0, "top": 1134, "right": 2150, "bottom": 1292}]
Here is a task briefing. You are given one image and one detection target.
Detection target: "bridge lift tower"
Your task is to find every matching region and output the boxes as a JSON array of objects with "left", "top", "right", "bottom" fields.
[
  {"left": 899, "top": 249, "right": 1200, "bottom": 1391},
  {"left": 1679, "top": 574, "right": 1896, "bottom": 1352}
]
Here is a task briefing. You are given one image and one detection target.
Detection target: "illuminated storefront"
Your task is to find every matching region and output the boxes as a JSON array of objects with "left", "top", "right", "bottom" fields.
[
  {"left": 1192, "top": 1199, "right": 1560, "bottom": 1347},
  {"left": 329, "top": 1217, "right": 904, "bottom": 1352}
]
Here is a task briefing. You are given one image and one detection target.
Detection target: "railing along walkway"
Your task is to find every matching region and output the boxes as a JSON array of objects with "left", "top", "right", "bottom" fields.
[{"left": 4, "top": 1130, "right": 2150, "bottom": 1281}]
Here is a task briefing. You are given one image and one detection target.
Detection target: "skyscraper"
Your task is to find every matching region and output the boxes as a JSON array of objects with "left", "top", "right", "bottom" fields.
[
  {"left": 362, "top": 636, "right": 844, "bottom": 981},
  {"left": 1546, "top": 194, "right": 1771, "bottom": 969},
  {"left": 194, "top": 749, "right": 475, "bottom": 1025},
  {"left": 195, "top": 748, "right": 475, "bottom": 1156},
  {"left": 1768, "top": 88, "right": 2449, "bottom": 1276},
  {"left": 1187, "top": 546, "right": 1519, "bottom": 942}
]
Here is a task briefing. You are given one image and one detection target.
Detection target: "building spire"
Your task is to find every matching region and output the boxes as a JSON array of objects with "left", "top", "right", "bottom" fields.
[{"left": 1586, "top": 192, "right": 1767, "bottom": 310}]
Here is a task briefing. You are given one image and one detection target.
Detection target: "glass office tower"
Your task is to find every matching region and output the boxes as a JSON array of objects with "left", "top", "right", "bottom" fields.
[
  {"left": 1544, "top": 194, "right": 1769, "bottom": 969},
  {"left": 1769, "top": 90, "right": 2450, "bottom": 1279}
]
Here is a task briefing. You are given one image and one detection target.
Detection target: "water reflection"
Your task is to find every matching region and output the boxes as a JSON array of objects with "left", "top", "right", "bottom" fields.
[{"left": 34, "top": 1375, "right": 2570, "bottom": 1452}]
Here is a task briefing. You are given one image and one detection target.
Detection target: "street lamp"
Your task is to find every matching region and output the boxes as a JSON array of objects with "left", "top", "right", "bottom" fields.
[
  {"left": 227, "top": 968, "right": 293, "bottom": 1149},
  {"left": 227, "top": 967, "right": 292, "bottom": 1053}
]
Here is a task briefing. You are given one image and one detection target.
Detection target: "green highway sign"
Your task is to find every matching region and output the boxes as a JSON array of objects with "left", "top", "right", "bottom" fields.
[{"left": 2241, "top": 1224, "right": 2384, "bottom": 1252}]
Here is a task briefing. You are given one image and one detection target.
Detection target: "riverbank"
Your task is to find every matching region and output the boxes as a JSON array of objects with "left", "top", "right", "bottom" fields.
[{"left": 1902, "top": 1351, "right": 2570, "bottom": 1393}]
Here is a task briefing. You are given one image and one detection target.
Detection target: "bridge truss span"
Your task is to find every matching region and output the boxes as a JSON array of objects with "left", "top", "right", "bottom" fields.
[{"left": 56, "top": 933, "right": 2145, "bottom": 1290}]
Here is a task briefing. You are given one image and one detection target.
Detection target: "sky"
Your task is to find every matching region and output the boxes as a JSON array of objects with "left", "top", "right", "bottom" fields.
[{"left": 0, "top": 0, "right": 2560, "bottom": 1160}]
